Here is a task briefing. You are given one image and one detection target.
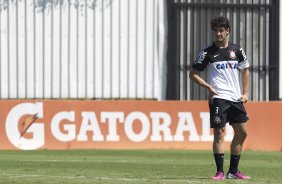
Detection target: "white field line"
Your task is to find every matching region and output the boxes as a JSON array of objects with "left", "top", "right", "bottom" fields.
[
  {"left": 0, "top": 173, "right": 270, "bottom": 184},
  {"left": 0, "top": 173, "right": 192, "bottom": 182},
  {"left": 20, "top": 159, "right": 202, "bottom": 165},
  {"left": 21, "top": 159, "right": 138, "bottom": 163},
  {"left": 0, "top": 173, "right": 145, "bottom": 181}
]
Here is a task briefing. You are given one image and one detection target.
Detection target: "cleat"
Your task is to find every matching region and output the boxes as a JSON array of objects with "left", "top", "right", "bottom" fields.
[
  {"left": 212, "top": 172, "right": 225, "bottom": 180},
  {"left": 226, "top": 171, "right": 251, "bottom": 179}
]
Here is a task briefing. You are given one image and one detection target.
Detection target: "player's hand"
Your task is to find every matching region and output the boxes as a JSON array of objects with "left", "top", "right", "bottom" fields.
[
  {"left": 207, "top": 86, "right": 218, "bottom": 97},
  {"left": 208, "top": 86, "right": 218, "bottom": 104},
  {"left": 240, "top": 95, "right": 248, "bottom": 103}
]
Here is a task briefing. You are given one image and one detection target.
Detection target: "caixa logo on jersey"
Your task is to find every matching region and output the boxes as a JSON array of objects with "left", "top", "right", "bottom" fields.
[{"left": 216, "top": 62, "right": 238, "bottom": 70}]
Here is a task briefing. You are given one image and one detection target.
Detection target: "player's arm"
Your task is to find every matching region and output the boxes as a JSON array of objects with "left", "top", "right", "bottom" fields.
[
  {"left": 240, "top": 68, "right": 249, "bottom": 103},
  {"left": 189, "top": 68, "right": 217, "bottom": 96}
]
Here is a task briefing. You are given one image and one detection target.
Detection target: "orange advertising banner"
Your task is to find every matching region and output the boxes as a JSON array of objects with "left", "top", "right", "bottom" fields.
[{"left": 0, "top": 100, "right": 281, "bottom": 151}]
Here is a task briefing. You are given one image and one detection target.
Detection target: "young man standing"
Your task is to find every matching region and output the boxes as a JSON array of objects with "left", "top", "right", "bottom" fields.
[{"left": 189, "top": 16, "right": 251, "bottom": 180}]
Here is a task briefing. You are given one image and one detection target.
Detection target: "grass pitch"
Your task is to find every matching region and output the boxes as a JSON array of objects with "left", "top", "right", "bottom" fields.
[{"left": 0, "top": 150, "right": 281, "bottom": 184}]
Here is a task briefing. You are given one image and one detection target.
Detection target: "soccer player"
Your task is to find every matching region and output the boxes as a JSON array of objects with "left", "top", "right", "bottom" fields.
[{"left": 189, "top": 16, "right": 251, "bottom": 180}]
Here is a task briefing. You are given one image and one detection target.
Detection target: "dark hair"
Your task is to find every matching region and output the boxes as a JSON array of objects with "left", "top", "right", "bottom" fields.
[{"left": 210, "top": 16, "right": 231, "bottom": 32}]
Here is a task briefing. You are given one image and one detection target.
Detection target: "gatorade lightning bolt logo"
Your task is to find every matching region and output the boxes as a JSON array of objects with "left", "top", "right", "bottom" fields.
[{"left": 19, "top": 113, "right": 39, "bottom": 138}]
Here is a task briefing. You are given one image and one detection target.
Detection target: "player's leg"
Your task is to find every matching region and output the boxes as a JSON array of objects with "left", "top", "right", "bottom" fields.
[
  {"left": 227, "top": 123, "right": 251, "bottom": 179},
  {"left": 212, "top": 127, "right": 225, "bottom": 180},
  {"left": 226, "top": 102, "right": 251, "bottom": 179},
  {"left": 210, "top": 99, "right": 228, "bottom": 180},
  {"left": 231, "top": 123, "right": 247, "bottom": 155},
  {"left": 230, "top": 123, "right": 247, "bottom": 174},
  {"left": 213, "top": 127, "right": 225, "bottom": 153}
]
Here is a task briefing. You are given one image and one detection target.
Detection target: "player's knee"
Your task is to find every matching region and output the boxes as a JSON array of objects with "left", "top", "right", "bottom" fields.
[
  {"left": 235, "top": 129, "right": 247, "bottom": 141},
  {"left": 214, "top": 128, "right": 225, "bottom": 140},
  {"left": 241, "top": 130, "right": 247, "bottom": 139}
]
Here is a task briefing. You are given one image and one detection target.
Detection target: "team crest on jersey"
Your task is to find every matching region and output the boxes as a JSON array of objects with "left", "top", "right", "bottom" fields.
[{"left": 229, "top": 50, "right": 236, "bottom": 59}]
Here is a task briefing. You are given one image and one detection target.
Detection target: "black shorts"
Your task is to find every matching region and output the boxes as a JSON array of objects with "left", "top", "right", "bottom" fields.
[{"left": 209, "top": 98, "right": 249, "bottom": 128}]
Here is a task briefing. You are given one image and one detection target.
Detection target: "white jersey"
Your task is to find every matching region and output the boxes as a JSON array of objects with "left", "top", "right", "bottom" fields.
[{"left": 192, "top": 42, "right": 249, "bottom": 102}]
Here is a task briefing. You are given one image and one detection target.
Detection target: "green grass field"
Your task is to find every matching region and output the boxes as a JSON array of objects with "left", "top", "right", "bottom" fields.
[{"left": 0, "top": 150, "right": 281, "bottom": 184}]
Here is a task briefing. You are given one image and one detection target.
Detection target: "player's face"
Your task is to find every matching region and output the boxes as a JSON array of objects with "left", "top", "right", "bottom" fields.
[{"left": 213, "top": 27, "right": 229, "bottom": 43}]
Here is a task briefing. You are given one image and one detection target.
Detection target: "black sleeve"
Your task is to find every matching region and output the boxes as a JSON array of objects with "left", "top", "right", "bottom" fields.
[
  {"left": 238, "top": 47, "right": 248, "bottom": 63},
  {"left": 192, "top": 50, "right": 209, "bottom": 71}
]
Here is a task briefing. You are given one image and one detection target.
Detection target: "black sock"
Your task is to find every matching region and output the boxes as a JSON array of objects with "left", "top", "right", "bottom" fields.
[
  {"left": 214, "top": 153, "right": 224, "bottom": 173},
  {"left": 229, "top": 154, "right": 241, "bottom": 174}
]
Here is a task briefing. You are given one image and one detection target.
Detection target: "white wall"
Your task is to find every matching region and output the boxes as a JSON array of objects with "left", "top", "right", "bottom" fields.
[{"left": 0, "top": 0, "right": 167, "bottom": 100}]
